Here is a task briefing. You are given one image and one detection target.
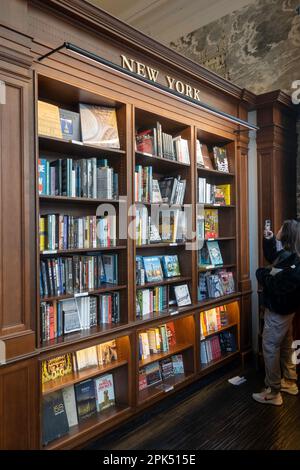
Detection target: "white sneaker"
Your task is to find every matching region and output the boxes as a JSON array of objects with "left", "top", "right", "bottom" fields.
[
  {"left": 252, "top": 389, "right": 283, "bottom": 406},
  {"left": 281, "top": 379, "right": 299, "bottom": 396}
]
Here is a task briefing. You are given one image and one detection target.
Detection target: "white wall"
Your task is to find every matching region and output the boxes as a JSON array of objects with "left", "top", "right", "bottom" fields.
[{"left": 248, "top": 110, "right": 259, "bottom": 352}]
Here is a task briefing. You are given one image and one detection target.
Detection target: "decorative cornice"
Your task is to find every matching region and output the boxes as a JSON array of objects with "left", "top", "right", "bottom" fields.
[
  {"left": 30, "top": 0, "right": 253, "bottom": 104},
  {"left": 255, "top": 90, "right": 296, "bottom": 110}
]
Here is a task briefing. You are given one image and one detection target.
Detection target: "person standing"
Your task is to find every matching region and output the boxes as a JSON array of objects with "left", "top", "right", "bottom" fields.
[{"left": 253, "top": 220, "right": 300, "bottom": 405}]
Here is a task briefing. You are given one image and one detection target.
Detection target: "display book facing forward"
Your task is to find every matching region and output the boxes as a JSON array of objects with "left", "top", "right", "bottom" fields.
[
  {"left": 139, "top": 353, "right": 185, "bottom": 391},
  {"left": 197, "top": 141, "right": 230, "bottom": 173},
  {"left": 38, "top": 100, "right": 120, "bottom": 148},
  {"left": 42, "top": 341, "right": 117, "bottom": 445}
]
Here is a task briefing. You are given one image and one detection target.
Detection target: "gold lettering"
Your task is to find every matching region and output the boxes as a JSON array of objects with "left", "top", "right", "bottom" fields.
[
  {"left": 193, "top": 88, "right": 201, "bottom": 101},
  {"left": 166, "top": 75, "right": 176, "bottom": 89},
  {"left": 185, "top": 84, "right": 193, "bottom": 98},
  {"left": 175, "top": 81, "right": 185, "bottom": 94},
  {"left": 136, "top": 61, "right": 146, "bottom": 77},
  {"left": 121, "top": 55, "right": 135, "bottom": 72},
  {"left": 146, "top": 66, "right": 159, "bottom": 82}
]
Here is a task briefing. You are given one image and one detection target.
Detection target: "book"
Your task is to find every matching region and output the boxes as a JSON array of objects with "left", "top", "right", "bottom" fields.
[
  {"left": 38, "top": 100, "right": 62, "bottom": 139},
  {"left": 59, "top": 108, "right": 81, "bottom": 141},
  {"left": 62, "top": 385, "right": 78, "bottom": 427},
  {"left": 152, "top": 179, "right": 162, "bottom": 203},
  {"left": 136, "top": 128, "right": 156, "bottom": 155},
  {"left": 139, "top": 368, "right": 148, "bottom": 391},
  {"left": 145, "top": 361, "right": 162, "bottom": 386},
  {"left": 219, "top": 270, "right": 235, "bottom": 294},
  {"left": 94, "top": 373, "right": 115, "bottom": 412},
  {"left": 171, "top": 354, "right": 185, "bottom": 374},
  {"left": 206, "top": 240, "right": 223, "bottom": 266},
  {"left": 42, "top": 390, "right": 69, "bottom": 445},
  {"left": 201, "top": 144, "right": 213, "bottom": 170},
  {"left": 79, "top": 104, "right": 120, "bottom": 148},
  {"left": 143, "top": 256, "right": 164, "bottom": 283},
  {"left": 97, "top": 340, "right": 118, "bottom": 365},
  {"left": 213, "top": 147, "right": 229, "bottom": 172},
  {"left": 74, "top": 379, "right": 97, "bottom": 423},
  {"left": 160, "top": 358, "right": 174, "bottom": 380},
  {"left": 204, "top": 209, "right": 219, "bottom": 239},
  {"left": 214, "top": 184, "right": 231, "bottom": 205},
  {"left": 161, "top": 255, "right": 181, "bottom": 278},
  {"left": 196, "top": 139, "right": 204, "bottom": 167},
  {"left": 75, "top": 346, "right": 98, "bottom": 370},
  {"left": 42, "top": 354, "right": 73, "bottom": 384},
  {"left": 62, "top": 299, "right": 81, "bottom": 335},
  {"left": 166, "top": 321, "right": 176, "bottom": 347},
  {"left": 173, "top": 284, "right": 191, "bottom": 307},
  {"left": 206, "top": 274, "right": 224, "bottom": 298}
]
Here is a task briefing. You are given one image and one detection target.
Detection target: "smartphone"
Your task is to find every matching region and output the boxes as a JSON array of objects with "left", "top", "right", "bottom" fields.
[{"left": 265, "top": 219, "right": 271, "bottom": 232}]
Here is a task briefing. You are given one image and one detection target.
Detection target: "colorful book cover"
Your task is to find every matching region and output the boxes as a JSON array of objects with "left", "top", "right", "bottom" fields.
[
  {"left": 171, "top": 354, "right": 185, "bottom": 374},
  {"left": 201, "top": 144, "right": 213, "bottom": 170},
  {"left": 207, "top": 274, "right": 224, "bottom": 298},
  {"left": 161, "top": 255, "right": 181, "bottom": 278},
  {"left": 94, "top": 373, "right": 115, "bottom": 412},
  {"left": 97, "top": 340, "right": 118, "bottom": 365},
  {"left": 74, "top": 379, "right": 97, "bottom": 423},
  {"left": 204, "top": 209, "right": 219, "bottom": 239},
  {"left": 42, "top": 354, "right": 73, "bottom": 384},
  {"left": 174, "top": 284, "right": 192, "bottom": 307},
  {"left": 143, "top": 256, "right": 164, "bottom": 283},
  {"left": 145, "top": 361, "right": 162, "bottom": 386},
  {"left": 42, "top": 390, "right": 69, "bottom": 445},
  {"left": 136, "top": 129, "right": 155, "bottom": 155},
  {"left": 214, "top": 185, "right": 231, "bottom": 205},
  {"left": 160, "top": 358, "right": 174, "bottom": 380},
  {"left": 62, "top": 385, "right": 78, "bottom": 428},
  {"left": 213, "top": 147, "right": 229, "bottom": 173},
  {"left": 38, "top": 159, "right": 48, "bottom": 195},
  {"left": 79, "top": 104, "right": 120, "bottom": 148},
  {"left": 139, "top": 368, "right": 148, "bottom": 391},
  {"left": 207, "top": 240, "right": 223, "bottom": 266},
  {"left": 166, "top": 321, "right": 177, "bottom": 347}
]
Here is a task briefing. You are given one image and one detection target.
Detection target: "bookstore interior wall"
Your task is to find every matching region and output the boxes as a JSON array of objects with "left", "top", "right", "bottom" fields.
[{"left": 0, "top": 0, "right": 297, "bottom": 450}]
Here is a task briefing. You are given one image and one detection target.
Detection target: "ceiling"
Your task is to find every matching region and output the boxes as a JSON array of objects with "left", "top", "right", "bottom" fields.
[{"left": 88, "top": 0, "right": 256, "bottom": 44}]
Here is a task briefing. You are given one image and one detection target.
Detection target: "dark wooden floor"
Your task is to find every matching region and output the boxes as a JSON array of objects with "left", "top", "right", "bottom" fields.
[{"left": 86, "top": 361, "right": 300, "bottom": 450}]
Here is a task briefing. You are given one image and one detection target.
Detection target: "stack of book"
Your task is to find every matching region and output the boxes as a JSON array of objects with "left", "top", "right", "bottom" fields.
[
  {"left": 135, "top": 169, "right": 186, "bottom": 206},
  {"left": 138, "top": 322, "right": 176, "bottom": 359},
  {"left": 197, "top": 141, "right": 230, "bottom": 173},
  {"left": 200, "top": 306, "right": 229, "bottom": 336},
  {"left": 200, "top": 330, "right": 237, "bottom": 365},
  {"left": 135, "top": 206, "right": 186, "bottom": 245},
  {"left": 138, "top": 354, "right": 185, "bottom": 391},
  {"left": 42, "top": 341, "right": 118, "bottom": 445},
  {"left": 40, "top": 253, "right": 118, "bottom": 298},
  {"left": 198, "top": 270, "right": 235, "bottom": 300},
  {"left": 198, "top": 178, "right": 231, "bottom": 205},
  {"left": 136, "top": 286, "right": 168, "bottom": 317},
  {"left": 38, "top": 158, "right": 118, "bottom": 199},
  {"left": 39, "top": 214, "right": 116, "bottom": 251}
]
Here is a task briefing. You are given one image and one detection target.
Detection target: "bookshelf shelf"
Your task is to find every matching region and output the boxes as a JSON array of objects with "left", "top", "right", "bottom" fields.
[
  {"left": 135, "top": 304, "right": 200, "bottom": 325},
  {"left": 136, "top": 242, "right": 186, "bottom": 249},
  {"left": 203, "top": 204, "right": 236, "bottom": 209},
  {"left": 198, "top": 264, "right": 236, "bottom": 272},
  {"left": 135, "top": 151, "right": 190, "bottom": 171},
  {"left": 199, "top": 351, "right": 240, "bottom": 373},
  {"left": 198, "top": 293, "right": 241, "bottom": 310},
  {"left": 197, "top": 166, "right": 235, "bottom": 177},
  {"left": 39, "top": 195, "right": 120, "bottom": 205},
  {"left": 138, "top": 372, "right": 195, "bottom": 404},
  {"left": 42, "top": 360, "right": 128, "bottom": 395},
  {"left": 136, "top": 276, "right": 191, "bottom": 290},
  {"left": 139, "top": 343, "right": 193, "bottom": 368},
  {"left": 39, "top": 135, "right": 126, "bottom": 157},
  {"left": 40, "top": 246, "right": 127, "bottom": 256},
  {"left": 200, "top": 322, "right": 238, "bottom": 341},
  {"left": 41, "top": 284, "right": 127, "bottom": 302}
]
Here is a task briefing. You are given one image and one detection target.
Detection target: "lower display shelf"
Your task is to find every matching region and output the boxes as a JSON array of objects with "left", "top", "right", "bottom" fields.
[
  {"left": 138, "top": 372, "right": 195, "bottom": 404},
  {"left": 200, "top": 351, "right": 240, "bottom": 373},
  {"left": 44, "top": 404, "right": 130, "bottom": 450},
  {"left": 139, "top": 344, "right": 193, "bottom": 368}
]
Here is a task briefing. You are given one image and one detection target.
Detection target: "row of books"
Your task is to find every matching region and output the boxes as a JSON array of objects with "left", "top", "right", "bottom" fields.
[
  {"left": 199, "top": 240, "right": 224, "bottom": 268},
  {"left": 139, "top": 322, "right": 176, "bottom": 360},
  {"left": 41, "top": 292, "right": 120, "bottom": 341},
  {"left": 38, "top": 101, "right": 120, "bottom": 148},
  {"left": 198, "top": 209, "right": 220, "bottom": 240},
  {"left": 200, "top": 330, "right": 237, "bottom": 365},
  {"left": 42, "top": 341, "right": 118, "bottom": 384},
  {"left": 135, "top": 206, "right": 186, "bottom": 245},
  {"left": 43, "top": 373, "right": 116, "bottom": 445},
  {"left": 38, "top": 158, "right": 118, "bottom": 199},
  {"left": 136, "top": 283, "right": 191, "bottom": 316},
  {"left": 40, "top": 254, "right": 118, "bottom": 298},
  {"left": 139, "top": 354, "right": 185, "bottom": 391},
  {"left": 135, "top": 167, "right": 186, "bottom": 205},
  {"left": 39, "top": 214, "right": 116, "bottom": 251},
  {"left": 200, "top": 306, "right": 229, "bottom": 336},
  {"left": 198, "top": 179, "right": 231, "bottom": 205},
  {"left": 136, "top": 254, "right": 181, "bottom": 285},
  {"left": 198, "top": 270, "right": 235, "bottom": 300},
  {"left": 136, "top": 125, "right": 190, "bottom": 164},
  {"left": 197, "top": 141, "right": 230, "bottom": 173}
]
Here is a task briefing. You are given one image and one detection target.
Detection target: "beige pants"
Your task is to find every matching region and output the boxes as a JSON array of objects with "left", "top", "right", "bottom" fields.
[{"left": 263, "top": 309, "right": 298, "bottom": 393}]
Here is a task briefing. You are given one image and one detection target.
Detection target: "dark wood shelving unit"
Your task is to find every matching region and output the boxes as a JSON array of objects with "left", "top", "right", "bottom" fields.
[{"left": 39, "top": 135, "right": 126, "bottom": 156}]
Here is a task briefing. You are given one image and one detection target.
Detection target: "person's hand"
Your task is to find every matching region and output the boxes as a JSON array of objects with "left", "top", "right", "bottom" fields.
[{"left": 264, "top": 230, "right": 273, "bottom": 239}]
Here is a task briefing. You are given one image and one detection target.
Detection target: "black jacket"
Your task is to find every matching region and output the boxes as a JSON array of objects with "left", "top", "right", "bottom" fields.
[{"left": 256, "top": 236, "right": 300, "bottom": 315}]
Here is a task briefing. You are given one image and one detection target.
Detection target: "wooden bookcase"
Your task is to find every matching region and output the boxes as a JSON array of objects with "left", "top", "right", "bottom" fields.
[{"left": 0, "top": 0, "right": 262, "bottom": 450}]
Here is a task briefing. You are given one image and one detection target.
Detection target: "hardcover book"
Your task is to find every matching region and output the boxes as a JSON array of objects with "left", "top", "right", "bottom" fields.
[
  {"left": 59, "top": 108, "right": 81, "bottom": 141},
  {"left": 136, "top": 128, "right": 156, "bottom": 155},
  {"left": 79, "top": 104, "right": 120, "bottom": 148},
  {"left": 160, "top": 358, "right": 174, "bottom": 380},
  {"left": 207, "top": 240, "right": 223, "bottom": 266},
  {"left": 75, "top": 346, "right": 98, "bottom": 370},
  {"left": 171, "top": 354, "right": 185, "bottom": 374},
  {"left": 173, "top": 284, "right": 192, "bottom": 307},
  {"left": 214, "top": 184, "right": 231, "bottom": 205},
  {"left": 166, "top": 321, "right": 177, "bottom": 347},
  {"left": 42, "top": 354, "right": 73, "bottom": 384},
  {"left": 74, "top": 379, "right": 97, "bottom": 423},
  {"left": 42, "top": 390, "right": 69, "bottom": 445},
  {"left": 94, "top": 373, "right": 115, "bottom": 412},
  {"left": 145, "top": 361, "right": 162, "bottom": 387},
  {"left": 97, "top": 340, "right": 118, "bottom": 365},
  {"left": 161, "top": 255, "right": 181, "bottom": 278},
  {"left": 62, "top": 385, "right": 78, "bottom": 428},
  {"left": 38, "top": 100, "right": 62, "bottom": 139},
  {"left": 207, "top": 274, "right": 224, "bottom": 298},
  {"left": 139, "top": 368, "right": 148, "bottom": 391},
  {"left": 213, "top": 147, "right": 229, "bottom": 173},
  {"left": 204, "top": 209, "right": 219, "bottom": 239},
  {"left": 143, "top": 256, "right": 164, "bottom": 283},
  {"left": 201, "top": 144, "right": 213, "bottom": 170}
]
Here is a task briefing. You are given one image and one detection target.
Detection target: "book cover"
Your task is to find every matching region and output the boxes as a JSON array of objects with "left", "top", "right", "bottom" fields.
[
  {"left": 75, "top": 346, "right": 98, "bottom": 370},
  {"left": 94, "top": 373, "right": 115, "bottom": 412},
  {"left": 174, "top": 284, "right": 192, "bottom": 307},
  {"left": 161, "top": 255, "right": 181, "bottom": 278},
  {"left": 145, "top": 361, "right": 162, "bottom": 386},
  {"left": 74, "top": 379, "right": 97, "bottom": 423},
  {"left": 204, "top": 209, "right": 219, "bottom": 239},
  {"left": 171, "top": 354, "right": 185, "bottom": 374},
  {"left": 42, "top": 390, "right": 69, "bottom": 445},
  {"left": 62, "top": 385, "right": 78, "bottom": 428},
  {"left": 219, "top": 271, "right": 235, "bottom": 295},
  {"left": 136, "top": 129, "right": 155, "bottom": 155},
  {"left": 79, "top": 104, "right": 120, "bottom": 148},
  {"left": 207, "top": 274, "right": 224, "bottom": 298},
  {"left": 59, "top": 108, "right": 81, "bottom": 141},
  {"left": 38, "top": 100, "right": 62, "bottom": 139},
  {"left": 143, "top": 256, "right": 163, "bottom": 283},
  {"left": 42, "top": 353, "right": 73, "bottom": 384},
  {"left": 201, "top": 144, "right": 213, "bottom": 170},
  {"left": 97, "top": 340, "right": 118, "bottom": 365},
  {"left": 214, "top": 184, "right": 231, "bottom": 205},
  {"left": 207, "top": 240, "right": 223, "bottom": 266},
  {"left": 166, "top": 321, "right": 177, "bottom": 347},
  {"left": 213, "top": 147, "right": 229, "bottom": 173},
  {"left": 38, "top": 159, "right": 48, "bottom": 195},
  {"left": 196, "top": 139, "right": 204, "bottom": 167},
  {"left": 160, "top": 358, "right": 174, "bottom": 380},
  {"left": 139, "top": 368, "right": 148, "bottom": 391}
]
